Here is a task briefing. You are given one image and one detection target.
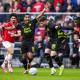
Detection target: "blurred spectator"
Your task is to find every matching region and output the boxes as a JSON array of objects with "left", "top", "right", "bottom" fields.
[
  {"left": 55, "top": 3, "right": 61, "bottom": 12},
  {"left": 26, "top": 6, "right": 32, "bottom": 12},
  {"left": 0, "top": 0, "right": 80, "bottom": 12},
  {"left": 11, "top": 0, "right": 19, "bottom": 12},
  {"left": 32, "top": 0, "right": 45, "bottom": 12},
  {"left": 70, "top": 34, "right": 80, "bottom": 68},
  {"left": 17, "top": 0, "right": 27, "bottom": 12},
  {"left": 0, "top": 2, "right": 4, "bottom": 12},
  {"left": 71, "top": 0, "right": 80, "bottom": 11},
  {"left": 26, "top": 0, "right": 32, "bottom": 6},
  {"left": 67, "top": 4, "right": 73, "bottom": 12},
  {"left": 2, "top": 0, "right": 11, "bottom": 12},
  {"left": 53, "top": 0, "right": 64, "bottom": 10},
  {"left": 26, "top": 0, "right": 32, "bottom": 12}
]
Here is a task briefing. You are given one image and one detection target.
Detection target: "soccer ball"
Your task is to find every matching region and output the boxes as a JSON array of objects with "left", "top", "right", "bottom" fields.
[{"left": 29, "top": 67, "right": 38, "bottom": 75}]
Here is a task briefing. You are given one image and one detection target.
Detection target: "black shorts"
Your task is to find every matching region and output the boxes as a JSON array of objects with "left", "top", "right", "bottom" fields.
[
  {"left": 21, "top": 41, "right": 33, "bottom": 54},
  {"left": 46, "top": 39, "right": 57, "bottom": 51},
  {"left": 57, "top": 40, "right": 69, "bottom": 54}
]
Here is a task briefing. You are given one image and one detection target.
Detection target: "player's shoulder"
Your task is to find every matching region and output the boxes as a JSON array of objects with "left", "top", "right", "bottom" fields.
[{"left": 17, "top": 22, "right": 24, "bottom": 29}]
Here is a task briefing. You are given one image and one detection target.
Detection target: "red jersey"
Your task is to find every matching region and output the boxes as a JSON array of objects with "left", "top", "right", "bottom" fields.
[
  {"left": 32, "top": 2, "right": 45, "bottom": 12},
  {"left": 3, "top": 22, "right": 17, "bottom": 43},
  {"left": 53, "top": 0, "right": 64, "bottom": 9},
  {"left": 3, "top": 29, "right": 17, "bottom": 43}
]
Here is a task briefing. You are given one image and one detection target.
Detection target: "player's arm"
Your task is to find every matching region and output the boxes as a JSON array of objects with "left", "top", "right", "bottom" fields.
[
  {"left": 4, "top": 25, "right": 15, "bottom": 30},
  {"left": 11, "top": 30, "right": 21, "bottom": 37},
  {"left": 36, "top": 2, "right": 49, "bottom": 20}
]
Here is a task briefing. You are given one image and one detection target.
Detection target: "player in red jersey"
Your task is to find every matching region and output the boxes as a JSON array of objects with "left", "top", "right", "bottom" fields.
[{"left": 1, "top": 13, "right": 21, "bottom": 73}]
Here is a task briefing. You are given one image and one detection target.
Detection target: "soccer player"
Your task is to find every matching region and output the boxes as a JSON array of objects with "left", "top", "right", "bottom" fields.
[
  {"left": 18, "top": 3, "right": 49, "bottom": 74},
  {"left": 38, "top": 17, "right": 70, "bottom": 75},
  {"left": 1, "top": 13, "right": 21, "bottom": 73},
  {"left": 36, "top": 16, "right": 57, "bottom": 75},
  {"left": 46, "top": 23, "right": 69, "bottom": 75}
]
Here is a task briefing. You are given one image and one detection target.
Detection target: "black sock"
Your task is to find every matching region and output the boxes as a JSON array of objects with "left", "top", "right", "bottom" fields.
[
  {"left": 22, "top": 59, "right": 27, "bottom": 70},
  {"left": 44, "top": 53, "right": 53, "bottom": 68},
  {"left": 28, "top": 58, "right": 33, "bottom": 63},
  {"left": 54, "top": 56, "right": 63, "bottom": 67}
]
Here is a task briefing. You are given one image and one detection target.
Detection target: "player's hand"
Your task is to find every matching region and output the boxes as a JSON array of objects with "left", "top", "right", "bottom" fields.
[{"left": 45, "top": 2, "right": 50, "bottom": 10}]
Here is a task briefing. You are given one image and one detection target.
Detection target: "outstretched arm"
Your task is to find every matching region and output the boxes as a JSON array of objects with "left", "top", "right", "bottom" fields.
[{"left": 36, "top": 2, "right": 49, "bottom": 20}]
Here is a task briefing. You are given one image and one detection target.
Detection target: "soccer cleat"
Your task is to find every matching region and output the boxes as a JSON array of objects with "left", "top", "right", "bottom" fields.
[
  {"left": 51, "top": 67, "right": 56, "bottom": 75},
  {"left": 24, "top": 70, "right": 28, "bottom": 74},
  {"left": 1, "top": 64, "right": 7, "bottom": 73},
  {"left": 59, "top": 65, "right": 64, "bottom": 76},
  {"left": 8, "top": 64, "right": 14, "bottom": 73}
]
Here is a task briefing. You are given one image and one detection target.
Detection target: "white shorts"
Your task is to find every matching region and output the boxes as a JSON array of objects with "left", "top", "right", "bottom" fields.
[{"left": 2, "top": 41, "right": 14, "bottom": 49}]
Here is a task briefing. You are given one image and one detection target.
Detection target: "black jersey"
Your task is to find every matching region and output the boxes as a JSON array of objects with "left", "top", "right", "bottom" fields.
[
  {"left": 47, "top": 25, "right": 67, "bottom": 41},
  {"left": 19, "top": 19, "right": 37, "bottom": 42}
]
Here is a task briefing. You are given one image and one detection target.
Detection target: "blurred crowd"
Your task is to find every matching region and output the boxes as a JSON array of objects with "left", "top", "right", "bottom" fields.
[{"left": 0, "top": 0, "right": 80, "bottom": 12}]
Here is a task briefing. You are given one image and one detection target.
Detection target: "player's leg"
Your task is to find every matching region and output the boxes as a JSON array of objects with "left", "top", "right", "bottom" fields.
[
  {"left": 51, "top": 41, "right": 62, "bottom": 66},
  {"left": 56, "top": 41, "right": 66, "bottom": 75},
  {"left": 44, "top": 48, "right": 56, "bottom": 75},
  {"left": 27, "top": 44, "right": 34, "bottom": 69},
  {"left": 27, "top": 52, "right": 33, "bottom": 68},
  {"left": 7, "top": 44, "right": 14, "bottom": 72},
  {"left": 1, "top": 41, "right": 14, "bottom": 72},
  {"left": 22, "top": 53, "right": 28, "bottom": 74},
  {"left": 51, "top": 42, "right": 64, "bottom": 75},
  {"left": 51, "top": 51, "right": 64, "bottom": 75},
  {"left": 21, "top": 43, "right": 28, "bottom": 74}
]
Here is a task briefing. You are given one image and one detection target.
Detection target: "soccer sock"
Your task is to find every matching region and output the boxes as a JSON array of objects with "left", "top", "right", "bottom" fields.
[
  {"left": 7, "top": 54, "right": 13, "bottom": 68},
  {"left": 3, "top": 54, "right": 8, "bottom": 64},
  {"left": 54, "top": 56, "right": 63, "bottom": 67},
  {"left": 44, "top": 53, "right": 53, "bottom": 68},
  {"left": 22, "top": 58, "right": 27, "bottom": 70},
  {"left": 28, "top": 58, "right": 33, "bottom": 64}
]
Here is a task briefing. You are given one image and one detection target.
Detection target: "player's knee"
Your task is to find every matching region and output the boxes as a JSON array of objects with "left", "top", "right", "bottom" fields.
[
  {"left": 50, "top": 51, "right": 57, "bottom": 57},
  {"left": 27, "top": 52, "right": 33, "bottom": 59},
  {"left": 7, "top": 47, "right": 14, "bottom": 54}
]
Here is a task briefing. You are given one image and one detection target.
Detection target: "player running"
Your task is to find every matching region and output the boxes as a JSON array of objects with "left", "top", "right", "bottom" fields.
[
  {"left": 1, "top": 13, "right": 21, "bottom": 73},
  {"left": 38, "top": 16, "right": 72, "bottom": 75},
  {"left": 18, "top": 3, "right": 49, "bottom": 74}
]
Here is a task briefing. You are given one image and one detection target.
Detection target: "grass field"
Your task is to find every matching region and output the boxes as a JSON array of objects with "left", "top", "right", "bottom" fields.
[{"left": 0, "top": 68, "right": 80, "bottom": 80}]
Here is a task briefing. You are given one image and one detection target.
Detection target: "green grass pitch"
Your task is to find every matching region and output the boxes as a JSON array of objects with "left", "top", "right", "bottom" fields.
[{"left": 0, "top": 68, "right": 80, "bottom": 80}]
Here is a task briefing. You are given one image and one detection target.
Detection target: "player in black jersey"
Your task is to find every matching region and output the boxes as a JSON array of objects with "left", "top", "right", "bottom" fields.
[
  {"left": 18, "top": 3, "right": 49, "bottom": 74},
  {"left": 38, "top": 17, "right": 70, "bottom": 75}
]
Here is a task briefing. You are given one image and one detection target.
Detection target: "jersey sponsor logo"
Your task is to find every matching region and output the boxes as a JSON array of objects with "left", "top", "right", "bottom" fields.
[
  {"left": 51, "top": 44, "right": 56, "bottom": 50},
  {"left": 23, "top": 27, "right": 32, "bottom": 33}
]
